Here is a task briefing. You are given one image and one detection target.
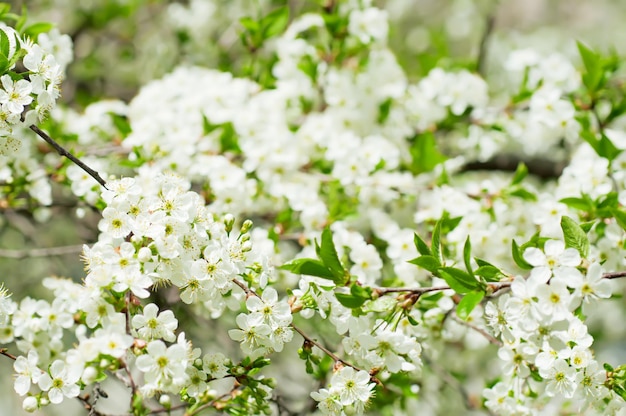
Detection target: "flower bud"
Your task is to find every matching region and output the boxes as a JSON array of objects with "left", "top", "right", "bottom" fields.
[
  {"left": 22, "top": 396, "right": 38, "bottom": 412},
  {"left": 240, "top": 219, "right": 253, "bottom": 234},
  {"left": 223, "top": 214, "right": 235, "bottom": 233}
]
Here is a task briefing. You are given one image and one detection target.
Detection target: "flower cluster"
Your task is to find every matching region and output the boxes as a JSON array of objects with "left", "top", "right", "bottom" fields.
[
  {"left": 2, "top": 1, "right": 626, "bottom": 415},
  {"left": 483, "top": 245, "right": 614, "bottom": 414},
  {"left": 311, "top": 367, "right": 376, "bottom": 415}
]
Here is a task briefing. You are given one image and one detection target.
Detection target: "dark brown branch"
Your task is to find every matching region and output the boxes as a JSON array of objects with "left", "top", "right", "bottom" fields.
[
  {"left": 462, "top": 154, "right": 566, "bottom": 180},
  {"left": 30, "top": 125, "right": 108, "bottom": 189}
]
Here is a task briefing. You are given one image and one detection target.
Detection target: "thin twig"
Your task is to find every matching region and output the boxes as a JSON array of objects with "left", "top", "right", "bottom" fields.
[
  {"left": 477, "top": 12, "right": 496, "bottom": 76},
  {"left": 0, "top": 348, "right": 17, "bottom": 360},
  {"left": 232, "top": 279, "right": 372, "bottom": 378},
  {"left": 0, "top": 244, "right": 84, "bottom": 259},
  {"left": 451, "top": 314, "right": 503, "bottom": 347},
  {"left": 30, "top": 124, "right": 108, "bottom": 189}
]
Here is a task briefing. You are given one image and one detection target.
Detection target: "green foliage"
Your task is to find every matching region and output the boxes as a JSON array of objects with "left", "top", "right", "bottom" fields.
[
  {"left": 408, "top": 132, "right": 447, "bottom": 174},
  {"left": 239, "top": 6, "right": 289, "bottom": 51},
  {"left": 457, "top": 290, "right": 485, "bottom": 320},
  {"left": 281, "top": 226, "right": 350, "bottom": 286},
  {"left": 560, "top": 216, "right": 590, "bottom": 258}
]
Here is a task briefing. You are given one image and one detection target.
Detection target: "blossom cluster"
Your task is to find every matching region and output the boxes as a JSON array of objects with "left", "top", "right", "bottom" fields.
[{"left": 2, "top": 1, "right": 626, "bottom": 415}]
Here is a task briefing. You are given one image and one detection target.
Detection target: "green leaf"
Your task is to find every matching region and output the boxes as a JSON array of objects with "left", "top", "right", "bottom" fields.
[
  {"left": 319, "top": 227, "right": 345, "bottom": 280},
  {"left": 0, "top": 27, "right": 9, "bottom": 58},
  {"left": 438, "top": 267, "right": 480, "bottom": 294},
  {"left": 474, "top": 265, "right": 505, "bottom": 282},
  {"left": 0, "top": 53, "right": 8, "bottom": 73},
  {"left": 408, "top": 255, "right": 440, "bottom": 273},
  {"left": 581, "top": 130, "right": 621, "bottom": 161},
  {"left": 413, "top": 232, "right": 431, "bottom": 256},
  {"left": 456, "top": 290, "right": 485, "bottom": 320},
  {"left": 431, "top": 220, "right": 442, "bottom": 264},
  {"left": 279, "top": 258, "right": 336, "bottom": 281},
  {"left": 261, "top": 6, "right": 289, "bottom": 39},
  {"left": 409, "top": 132, "right": 447, "bottom": 174},
  {"left": 350, "top": 283, "right": 372, "bottom": 300},
  {"left": 463, "top": 236, "right": 472, "bottom": 275},
  {"left": 218, "top": 122, "right": 240, "bottom": 154},
  {"left": 577, "top": 41, "right": 603, "bottom": 92},
  {"left": 510, "top": 162, "right": 528, "bottom": 186},
  {"left": 512, "top": 239, "right": 533, "bottom": 270},
  {"left": 377, "top": 97, "right": 393, "bottom": 124},
  {"left": 22, "top": 22, "right": 54, "bottom": 40},
  {"left": 111, "top": 113, "right": 131, "bottom": 136},
  {"left": 561, "top": 216, "right": 589, "bottom": 258},
  {"left": 239, "top": 17, "right": 260, "bottom": 32},
  {"left": 559, "top": 195, "right": 593, "bottom": 212},
  {"left": 335, "top": 292, "right": 367, "bottom": 309},
  {"left": 507, "top": 187, "right": 537, "bottom": 201},
  {"left": 579, "top": 221, "right": 596, "bottom": 233},
  {"left": 297, "top": 55, "right": 318, "bottom": 82},
  {"left": 612, "top": 209, "right": 626, "bottom": 232},
  {"left": 0, "top": 4, "right": 10, "bottom": 18}
]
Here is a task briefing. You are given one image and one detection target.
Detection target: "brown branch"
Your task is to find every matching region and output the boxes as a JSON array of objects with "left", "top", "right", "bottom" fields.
[
  {"left": 0, "top": 348, "right": 17, "bottom": 360},
  {"left": 602, "top": 271, "right": 626, "bottom": 279},
  {"left": 0, "top": 244, "right": 84, "bottom": 259},
  {"left": 374, "top": 285, "right": 451, "bottom": 296},
  {"left": 30, "top": 124, "right": 108, "bottom": 189},
  {"left": 451, "top": 314, "right": 503, "bottom": 347}
]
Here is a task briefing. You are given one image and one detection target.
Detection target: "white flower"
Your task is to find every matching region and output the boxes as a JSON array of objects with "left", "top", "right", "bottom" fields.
[
  {"left": 330, "top": 367, "right": 374, "bottom": 406},
  {"left": 0, "top": 75, "right": 33, "bottom": 115},
  {"left": 228, "top": 313, "right": 271, "bottom": 356},
  {"left": 132, "top": 303, "right": 178, "bottom": 342},
  {"left": 13, "top": 350, "right": 41, "bottom": 396},
  {"left": 540, "top": 359, "right": 576, "bottom": 398},
  {"left": 135, "top": 340, "right": 188, "bottom": 386},
  {"left": 202, "top": 352, "right": 229, "bottom": 379},
  {"left": 310, "top": 388, "right": 342, "bottom": 415},
  {"left": 569, "top": 262, "right": 612, "bottom": 304},
  {"left": 523, "top": 240, "right": 580, "bottom": 284},
  {"left": 99, "top": 207, "right": 132, "bottom": 239},
  {"left": 246, "top": 287, "right": 292, "bottom": 328},
  {"left": 37, "top": 360, "right": 81, "bottom": 404},
  {"left": 348, "top": 8, "right": 388, "bottom": 44}
]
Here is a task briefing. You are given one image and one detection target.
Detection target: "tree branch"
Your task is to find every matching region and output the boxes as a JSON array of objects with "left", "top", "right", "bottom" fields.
[
  {"left": 30, "top": 124, "right": 108, "bottom": 189},
  {"left": 0, "top": 244, "right": 84, "bottom": 259}
]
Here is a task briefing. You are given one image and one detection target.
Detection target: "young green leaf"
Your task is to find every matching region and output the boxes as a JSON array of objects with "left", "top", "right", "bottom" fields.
[
  {"left": 474, "top": 265, "right": 505, "bottom": 282},
  {"left": 510, "top": 162, "right": 528, "bottom": 186},
  {"left": 279, "top": 258, "right": 336, "bottom": 281},
  {"left": 319, "top": 227, "right": 346, "bottom": 280},
  {"left": 438, "top": 267, "right": 480, "bottom": 294},
  {"left": 612, "top": 209, "right": 626, "bottom": 232},
  {"left": 456, "top": 290, "right": 485, "bottom": 320},
  {"left": 261, "top": 6, "right": 289, "bottom": 39},
  {"left": 560, "top": 216, "right": 589, "bottom": 258},
  {"left": 463, "top": 236, "right": 472, "bottom": 275},
  {"left": 431, "top": 220, "right": 442, "bottom": 264},
  {"left": 22, "top": 22, "right": 54, "bottom": 40},
  {"left": 413, "top": 232, "right": 432, "bottom": 256},
  {"left": 408, "top": 255, "right": 440, "bottom": 273},
  {"left": 559, "top": 196, "right": 594, "bottom": 212},
  {"left": 335, "top": 292, "right": 367, "bottom": 309},
  {"left": 577, "top": 41, "right": 603, "bottom": 92},
  {"left": 409, "top": 132, "right": 447, "bottom": 174},
  {"left": 511, "top": 240, "right": 533, "bottom": 270}
]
